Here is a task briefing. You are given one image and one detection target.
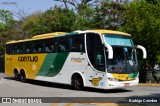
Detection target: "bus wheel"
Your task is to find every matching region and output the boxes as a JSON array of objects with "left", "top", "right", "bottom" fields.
[
  {"left": 72, "top": 74, "right": 84, "bottom": 90},
  {"left": 14, "top": 70, "right": 19, "bottom": 81},
  {"left": 20, "top": 70, "right": 26, "bottom": 82}
]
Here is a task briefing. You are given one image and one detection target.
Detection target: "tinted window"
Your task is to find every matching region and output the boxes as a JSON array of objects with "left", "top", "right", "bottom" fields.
[
  {"left": 6, "top": 34, "right": 85, "bottom": 54},
  {"left": 45, "top": 38, "right": 55, "bottom": 53},
  {"left": 6, "top": 45, "right": 10, "bottom": 54},
  {"left": 57, "top": 37, "right": 68, "bottom": 52},
  {"left": 69, "top": 34, "right": 85, "bottom": 52},
  {"left": 86, "top": 33, "right": 105, "bottom": 72},
  {"left": 34, "top": 41, "right": 44, "bottom": 53}
]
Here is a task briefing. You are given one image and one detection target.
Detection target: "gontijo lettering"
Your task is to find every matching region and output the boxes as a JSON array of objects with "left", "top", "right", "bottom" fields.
[{"left": 18, "top": 56, "right": 38, "bottom": 62}]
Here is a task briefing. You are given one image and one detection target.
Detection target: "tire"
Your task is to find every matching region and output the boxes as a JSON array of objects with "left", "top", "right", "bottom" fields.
[
  {"left": 20, "top": 71, "right": 26, "bottom": 82},
  {"left": 14, "top": 71, "right": 19, "bottom": 81},
  {"left": 72, "top": 74, "right": 84, "bottom": 90}
]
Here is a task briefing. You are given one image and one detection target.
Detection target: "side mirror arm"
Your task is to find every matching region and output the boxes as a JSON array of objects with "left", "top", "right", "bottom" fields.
[
  {"left": 136, "top": 45, "right": 147, "bottom": 59},
  {"left": 104, "top": 43, "right": 113, "bottom": 59}
]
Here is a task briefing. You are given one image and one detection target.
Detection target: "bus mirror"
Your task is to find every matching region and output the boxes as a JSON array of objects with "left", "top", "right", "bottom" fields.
[
  {"left": 104, "top": 43, "right": 113, "bottom": 59},
  {"left": 136, "top": 45, "right": 147, "bottom": 59}
]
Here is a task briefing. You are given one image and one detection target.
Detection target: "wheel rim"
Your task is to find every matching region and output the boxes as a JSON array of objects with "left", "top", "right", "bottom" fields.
[
  {"left": 15, "top": 73, "right": 19, "bottom": 79},
  {"left": 75, "top": 79, "right": 81, "bottom": 86},
  {"left": 20, "top": 72, "right": 26, "bottom": 82},
  {"left": 21, "top": 75, "right": 24, "bottom": 80},
  {"left": 74, "top": 76, "right": 83, "bottom": 88}
]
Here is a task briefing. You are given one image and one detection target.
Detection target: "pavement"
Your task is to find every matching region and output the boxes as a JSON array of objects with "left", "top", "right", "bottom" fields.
[
  {"left": 1, "top": 72, "right": 160, "bottom": 106},
  {"left": 1, "top": 72, "right": 160, "bottom": 87}
]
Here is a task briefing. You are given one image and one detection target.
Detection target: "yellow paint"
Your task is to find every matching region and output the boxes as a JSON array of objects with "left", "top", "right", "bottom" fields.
[
  {"left": 88, "top": 30, "right": 131, "bottom": 36},
  {"left": 5, "top": 54, "right": 47, "bottom": 79},
  {"left": 90, "top": 77, "right": 102, "bottom": 86},
  {"left": 6, "top": 32, "right": 67, "bottom": 44},
  {"left": 111, "top": 74, "right": 134, "bottom": 81}
]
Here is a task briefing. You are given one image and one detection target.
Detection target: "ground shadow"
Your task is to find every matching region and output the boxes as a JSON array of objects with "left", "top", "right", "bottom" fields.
[{"left": 3, "top": 76, "right": 132, "bottom": 94}]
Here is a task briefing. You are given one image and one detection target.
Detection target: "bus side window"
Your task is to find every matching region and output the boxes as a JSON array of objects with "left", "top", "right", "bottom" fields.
[
  {"left": 69, "top": 34, "right": 84, "bottom": 52},
  {"left": 9, "top": 45, "right": 14, "bottom": 54},
  {"left": 25, "top": 42, "right": 32, "bottom": 54},
  {"left": 45, "top": 39, "right": 54, "bottom": 53},
  {"left": 54, "top": 40, "right": 58, "bottom": 52},
  {"left": 17, "top": 49, "right": 20, "bottom": 54},
  {"left": 58, "top": 37, "right": 68, "bottom": 52},
  {"left": 34, "top": 41, "right": 43, "bottom": 53},
  {"left": 26, "top": 49, "right": 30, "bottom": 53},
  {"left": 6, "top": 45, "right": 10, "bottom": 54}
]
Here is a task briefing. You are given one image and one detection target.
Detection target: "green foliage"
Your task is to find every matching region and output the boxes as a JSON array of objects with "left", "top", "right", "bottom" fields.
[
  {"left": 0, "top": 9, "right": 13, "bottom": 23},
  {"left": 22, "top": 6, "right": 77, "bottom": 35},
  {"left": 73, "top": 6, "right": 95, "bottom": 30},
  {"left": 0, "top": 10, "right": 16, "bottom": 36},
  {"left": 119, "top": 0, "right": 160, "bottom": 83},
  {"left": 119, "top": 0, "right": 160, "bottom": 66},
  {"left": 101, "top": 0, "right": 126, "bottom": 30},
  {"left": 0, "top": 9, "right": 15, "bottom": 71}
]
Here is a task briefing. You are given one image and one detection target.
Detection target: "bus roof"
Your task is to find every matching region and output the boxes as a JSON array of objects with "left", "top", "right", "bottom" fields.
[
  {"left": 80, "top": 29, "right": 131, "bottom": 36},
  {"left": 6, "top": 30, "right": 131, "bottom": 44},
  {"left": 6, "top": 32, "right": 68, "bottom": 44}
]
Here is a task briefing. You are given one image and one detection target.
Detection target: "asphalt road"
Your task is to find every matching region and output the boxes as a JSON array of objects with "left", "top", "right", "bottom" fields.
[{"left": 0, "top": 73, "right": 160, "bottom": 106}]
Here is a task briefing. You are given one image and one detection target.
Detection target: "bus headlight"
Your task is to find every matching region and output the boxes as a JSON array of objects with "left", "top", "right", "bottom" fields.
[{"left": 108, "top": 77, "right": 118, "bottom": 81}]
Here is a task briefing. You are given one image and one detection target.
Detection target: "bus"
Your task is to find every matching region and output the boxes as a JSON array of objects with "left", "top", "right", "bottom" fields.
[{"left": 5, "top": 30, "right": 147, "bottom": 90}]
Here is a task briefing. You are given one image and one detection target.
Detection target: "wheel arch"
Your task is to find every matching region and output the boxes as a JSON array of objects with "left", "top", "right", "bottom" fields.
[
  {"left": 19, "top": 68, "right": 27, "bottom": 78},
  {"left": 14, "top": 68, "right": 19, "bottom": 74},
  {"left": 71, "top": 71, "right": 86, "bottom": 87}
]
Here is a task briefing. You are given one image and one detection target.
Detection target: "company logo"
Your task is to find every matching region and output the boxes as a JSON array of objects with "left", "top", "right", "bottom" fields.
[
  {"left": 18, "top": 56, "right": 38, "bottom": 62},
  {"left": 1, "top": 98, "right": 42, "bottom": 103},
  {"left": 71, "top": 57, "right": 85, "bottom": 63},
  {"left": 89, "top": 77, "right": 102, "bottom": 86},
  {"left": 2, "top": 98, "right": 11, "bottom": 103}
]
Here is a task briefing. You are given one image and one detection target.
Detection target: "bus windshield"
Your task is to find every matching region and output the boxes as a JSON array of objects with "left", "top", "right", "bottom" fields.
[{"left": 104, "top": 34, "right": 138, "bottom": 74}]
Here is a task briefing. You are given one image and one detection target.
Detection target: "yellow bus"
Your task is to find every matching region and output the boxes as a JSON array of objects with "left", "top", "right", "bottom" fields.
[{"left": 5, "top": 30, "right": 147, "bottom": 90}]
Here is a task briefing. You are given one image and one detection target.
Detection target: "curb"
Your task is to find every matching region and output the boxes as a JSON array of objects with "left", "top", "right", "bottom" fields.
[{"left": 138, "top": 83, "right": 160, "bottom": 87}]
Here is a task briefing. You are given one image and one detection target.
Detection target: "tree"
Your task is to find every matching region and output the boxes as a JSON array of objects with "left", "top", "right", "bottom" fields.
[
  {"left": 0, "top": 10, "right": 15, "bottom": 35},
  {"left": 0, "top": 9, "right": 16, "bottom": 72},
  {"left": 146, "top": 0, "right": 160, "bottom": 5},
  {"left": 52, "top": 0, "right": 101, "bottom": 30},
  {"left": 93, "top": 0, "right": 126, "bottom": 30},
  {"left": 22, "top": 6, "right": 77, "bottom": 35},
  {"left": 53, "top": 0, "right": 102, "bottom": 10},
  {"left": 119, "top": 0, "right": 160, "bottom": 83}
]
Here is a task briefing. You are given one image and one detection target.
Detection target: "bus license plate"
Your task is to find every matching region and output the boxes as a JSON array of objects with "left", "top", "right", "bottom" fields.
[{"left": 124, "top": 83, "right": 130, "bottom": 86}]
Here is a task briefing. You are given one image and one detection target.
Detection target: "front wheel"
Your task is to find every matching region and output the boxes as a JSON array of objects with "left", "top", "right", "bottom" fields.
[{"left": 71, "top": 74, "right": 84, "bottom": 90}]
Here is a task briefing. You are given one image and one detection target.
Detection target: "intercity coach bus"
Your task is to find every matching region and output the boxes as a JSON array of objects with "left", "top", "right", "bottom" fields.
[{"left": 5, "top": 30, "right": 147, "bottom": 90}]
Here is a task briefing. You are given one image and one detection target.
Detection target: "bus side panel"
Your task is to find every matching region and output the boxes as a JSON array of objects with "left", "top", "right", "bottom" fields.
[
  {"left": 5, "top": 54, "right": 14, "bottom": 76},
  {"left": 5, "top": 53, "right": 47, "bottom": 79},
  {"left": 35, "top": 52, "right": 70, "bottom": 82},
  {"left": 58, "top": 52, "right": 107, "bottom": 89}
]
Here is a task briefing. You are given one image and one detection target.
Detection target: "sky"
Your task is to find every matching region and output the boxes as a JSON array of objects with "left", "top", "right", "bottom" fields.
[{"left": 0, "top": 0, "right": 64, "bottom": 19}]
